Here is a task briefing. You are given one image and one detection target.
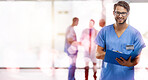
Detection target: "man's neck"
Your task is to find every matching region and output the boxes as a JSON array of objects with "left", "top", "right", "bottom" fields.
[
  {"left": 71, "top": 23, "right": 76, "bottom": 27},
  {"left": 114, "top": 23, "right": 128, "bottom": 31},
  {"left": 89, "top": 26, "right": 93, "bottom": 29}
]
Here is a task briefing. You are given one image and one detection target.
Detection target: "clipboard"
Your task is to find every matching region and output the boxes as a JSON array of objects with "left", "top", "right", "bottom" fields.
[{"left": 104, "top": 50, "right": 131, "bottom": 65}]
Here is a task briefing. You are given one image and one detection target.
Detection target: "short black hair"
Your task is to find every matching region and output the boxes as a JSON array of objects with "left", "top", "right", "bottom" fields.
[
  {"left": 114, "top": 1, "right": 130, "bottom": 12},
  {"left": 73, "top": 17, "right": 79, "bottom": 22}
]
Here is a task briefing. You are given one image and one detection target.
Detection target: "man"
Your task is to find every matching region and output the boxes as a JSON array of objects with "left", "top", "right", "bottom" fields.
[
  {"left": 64, "top": 17, "right": 79, "bottom": 80},
  {"left": 95, "top": 1, "right": 146, "bottom": 80},
  {"left": 80, "top": 19, "right": 98, "bottom": 80}
]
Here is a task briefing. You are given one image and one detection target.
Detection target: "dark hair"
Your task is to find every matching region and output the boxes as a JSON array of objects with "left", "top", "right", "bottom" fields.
[
  {"left": 73, "top": 17, "right": 79, "bottom": 22},
  {"left": 114, "top": 1, "right": 130, "bottom": 12},
  {"left": 90, "top": 19, "right": 95, "bottom": 24}
]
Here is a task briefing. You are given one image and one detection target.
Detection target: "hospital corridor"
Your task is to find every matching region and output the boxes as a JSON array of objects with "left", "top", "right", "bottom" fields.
[{"left": 0, "top": 0, "right": 148, "bottom": 80}]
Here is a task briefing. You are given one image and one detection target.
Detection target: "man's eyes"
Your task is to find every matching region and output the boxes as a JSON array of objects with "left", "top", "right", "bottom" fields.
[{"left": 117, "top": 12, "right": 127, "bottom": 14}]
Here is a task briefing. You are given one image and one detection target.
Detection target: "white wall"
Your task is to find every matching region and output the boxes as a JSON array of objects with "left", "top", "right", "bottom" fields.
[
  {"left": 0, "top": 1, "right": 103, "bottom": 68},
  {"left": 0, "top": 1, "right": 52, "bottom": 67}
]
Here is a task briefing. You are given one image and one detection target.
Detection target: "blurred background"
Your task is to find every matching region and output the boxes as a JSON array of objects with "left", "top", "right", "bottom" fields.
[{"left": 0, "top": 0, "right": 148, "bottom": 80}]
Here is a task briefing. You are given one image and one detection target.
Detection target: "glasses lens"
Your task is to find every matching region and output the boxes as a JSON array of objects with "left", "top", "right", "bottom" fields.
[{"left": 115, "top": 11, "right": 127, "bottom": 16}]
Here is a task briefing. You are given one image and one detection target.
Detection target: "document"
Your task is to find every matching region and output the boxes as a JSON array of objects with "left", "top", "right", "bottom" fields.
[{"left": 104, "top": 50, "right": 131, "bottom": 65}]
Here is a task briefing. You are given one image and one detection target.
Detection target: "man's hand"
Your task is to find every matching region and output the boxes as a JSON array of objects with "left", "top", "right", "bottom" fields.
[{"left": 116, "top": 56, "right": 133, "bottom": 67}]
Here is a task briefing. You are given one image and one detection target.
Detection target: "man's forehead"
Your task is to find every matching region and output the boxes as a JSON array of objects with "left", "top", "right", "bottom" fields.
[{"left": 115, "top": 6, "right": 127, "bottom": 12}]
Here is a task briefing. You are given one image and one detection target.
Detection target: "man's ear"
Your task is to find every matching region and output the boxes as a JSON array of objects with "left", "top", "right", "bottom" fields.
[
  {"left": 127, "top": 12, "right": 130, "bottom": 17},
  {"left": 113, "top": 11, "right": 115, "bottom": 16}
]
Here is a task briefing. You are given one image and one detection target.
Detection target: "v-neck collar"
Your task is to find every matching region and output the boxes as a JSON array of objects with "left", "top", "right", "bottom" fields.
[{"left": 112, "top": 24, "right": 129, "bottom": 39}]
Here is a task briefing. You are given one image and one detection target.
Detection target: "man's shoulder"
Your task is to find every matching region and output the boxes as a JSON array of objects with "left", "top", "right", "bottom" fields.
[
  {"left": 101, "top": 24, "right": 113, "bottom": 31},
  {"left": 128, "top": 25, "right": 140, "bottom": 34},
  {"left": 67, "top": 26, "right": 74, "bottom": 31},
  {"left": 67, "top": 25, "right": 72, "bottom": 29},
  {"left": 82, "top": 28, "right": 89, "bottom": 33},
  {"left": 83, "top": 28, "right": 89, "bottom": 31}
]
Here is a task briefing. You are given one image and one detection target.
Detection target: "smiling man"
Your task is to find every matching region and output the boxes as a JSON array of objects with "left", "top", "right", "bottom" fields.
[{"left": 95, "top": 1, "right": 146, "bottom": 80}]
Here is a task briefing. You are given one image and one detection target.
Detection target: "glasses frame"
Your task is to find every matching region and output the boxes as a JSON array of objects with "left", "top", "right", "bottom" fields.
[{"left": 114, "top": 11, "right": 128, "bottom": 17}]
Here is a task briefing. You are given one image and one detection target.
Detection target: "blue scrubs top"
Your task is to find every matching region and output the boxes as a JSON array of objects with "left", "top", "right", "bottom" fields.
[{"left": 95, "top": 24, "right": 146, "bottom": 80}]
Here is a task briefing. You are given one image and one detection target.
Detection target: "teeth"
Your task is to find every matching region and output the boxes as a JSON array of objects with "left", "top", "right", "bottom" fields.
[{"left": 118, "top": 19, "right": 123, "bottom": 20}]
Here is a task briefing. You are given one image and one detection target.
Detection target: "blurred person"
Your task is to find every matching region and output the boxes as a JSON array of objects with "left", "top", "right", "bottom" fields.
[
  {"left": 95, "top": 1, "right": 146, "bottom": 80},
  {"left": 80, "top": 19, "right": 98, "bottom": 80},
  {"left": 64, "top": 17, "right": 79, "bottom": 80}
]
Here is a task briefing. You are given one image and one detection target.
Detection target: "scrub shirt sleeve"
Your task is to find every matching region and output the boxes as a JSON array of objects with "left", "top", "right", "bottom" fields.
[
  {"left": 131, "top": 31, "right": 146, "bottom": 58},
  {"left": 94, "top": 28, "right": 106, "bottom": 48}
]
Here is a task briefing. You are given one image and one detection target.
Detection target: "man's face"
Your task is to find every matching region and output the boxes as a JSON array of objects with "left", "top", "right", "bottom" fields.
[
  {"left": 74, "top": 20, "right": 79, "bottom": 26},
  {"left": 89, "top": 20, "right": 94, "bottom": 28},
  {"left": 114, "top": 6, "right": 129, "bottom": 24}
]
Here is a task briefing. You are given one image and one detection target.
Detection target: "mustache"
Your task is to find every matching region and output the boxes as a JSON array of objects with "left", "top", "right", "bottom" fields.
[{"left": 115, "top": 18, "right": 127, "bottom": 24}]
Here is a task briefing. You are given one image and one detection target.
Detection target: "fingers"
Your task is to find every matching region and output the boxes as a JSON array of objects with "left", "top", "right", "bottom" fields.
[
  {"left": 128, "top": 56, "right": 132, "bottom": 61},
  {"left": 116, "top": 58, "right": 124, "bottom": 64},
  {"left": 120, "top": 57, "right": 126, "bottom": 61},
  {"left": 116, "top": 57, "right": 132, "bottom": 67}
]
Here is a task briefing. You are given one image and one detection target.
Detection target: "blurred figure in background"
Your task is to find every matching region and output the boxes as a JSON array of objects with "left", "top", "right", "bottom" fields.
[
  {"left": 64, "top": 17, "right": 79, "bottom": 80},
  {"left": 80, "top": 19, "right": 98, "bottom": 80}
]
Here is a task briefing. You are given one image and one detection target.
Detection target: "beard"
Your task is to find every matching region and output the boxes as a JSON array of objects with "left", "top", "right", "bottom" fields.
[{"left": 115, "top": 18, "right": 127, "bottom": 24}]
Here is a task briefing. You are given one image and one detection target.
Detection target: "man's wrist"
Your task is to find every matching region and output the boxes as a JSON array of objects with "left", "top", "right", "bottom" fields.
[{"left": 127, "top": 62, "right": 134, "bottom": 67}]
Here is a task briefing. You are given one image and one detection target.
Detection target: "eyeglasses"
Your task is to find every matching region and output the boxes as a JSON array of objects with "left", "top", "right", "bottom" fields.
[{"left": 114, "top": 11, "right": 128, "bottom": 17}]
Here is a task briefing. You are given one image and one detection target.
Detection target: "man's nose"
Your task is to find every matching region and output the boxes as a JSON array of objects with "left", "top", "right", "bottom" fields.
[{"left": 119, "top": 14, "right": 122, "bottom": 17}]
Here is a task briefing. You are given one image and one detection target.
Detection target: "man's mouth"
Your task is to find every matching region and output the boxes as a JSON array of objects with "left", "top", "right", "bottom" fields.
[
  {"left": 118, "top": 18, "right": 123, "bottom": 20},
  {"left": 117, "top": 18, "right": 124, "bottom": 22}
]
